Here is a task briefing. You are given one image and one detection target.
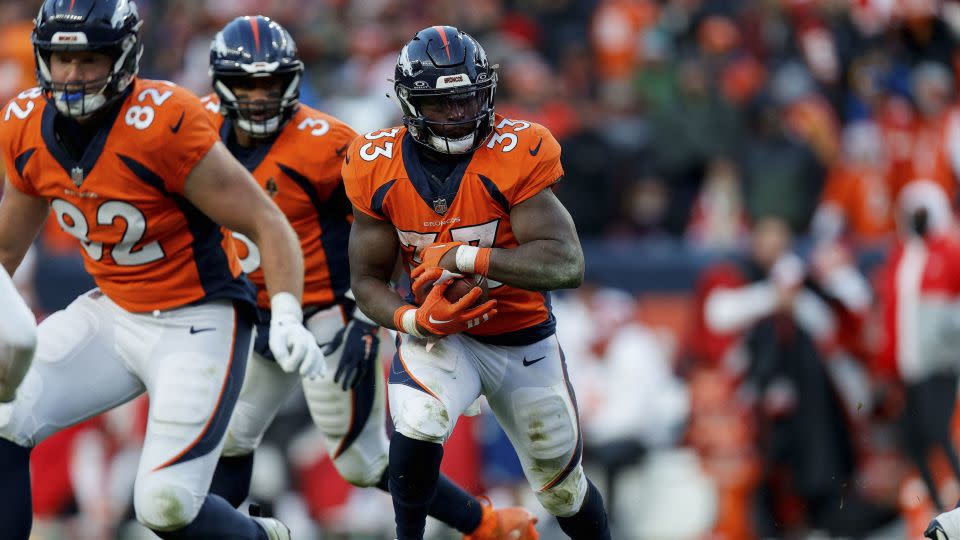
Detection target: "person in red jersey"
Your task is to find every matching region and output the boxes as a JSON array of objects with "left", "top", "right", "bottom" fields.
[
  {"left": 0, "top": 2, "right": 326, "bottom": 539},
  {"left": 200, "top": 16, "right": 536, "bottom": 540},
  {"left": 343, "top": 25, "right": 611, "bottom": 540}
]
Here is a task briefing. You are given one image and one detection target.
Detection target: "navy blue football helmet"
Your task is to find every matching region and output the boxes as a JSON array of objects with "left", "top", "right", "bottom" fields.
[
  {"left": 32, "top": 0, "right": 143, "bottom": 118},
  {"left": 394, "top": 26, "right": 497, "bottom": 154},
  {"left": 209, "top": 16, "right": 303, "bottom": 137}
]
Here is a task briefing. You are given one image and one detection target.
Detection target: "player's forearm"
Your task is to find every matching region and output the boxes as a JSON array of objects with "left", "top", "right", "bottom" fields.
[
  {"left": 351, "top": 275, "right": 410, "bottom": 329},
  {"left": 486, "top": 239, "right": 584, "bottom": 290},
  {"left": 250, "top": 212, "right": 305, "bottom": 301}
]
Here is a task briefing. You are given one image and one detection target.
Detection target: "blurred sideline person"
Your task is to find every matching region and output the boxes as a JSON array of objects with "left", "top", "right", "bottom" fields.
[
  {"left": 203, "top": 16, "right": 538, "bottom": 540},
  {"left": 878, "top": 180, "right": 960, "bottom": 513},
  {"left": 0, "top": 1, "right": 326, "bottom": 538},
  {"left": 344, "top": 26, "right": 610, "bottom": 540}
]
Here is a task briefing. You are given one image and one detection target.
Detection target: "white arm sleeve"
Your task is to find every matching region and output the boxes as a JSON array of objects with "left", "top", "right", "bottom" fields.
[{"left": 705, "top": 282, "right": 778, "bottom": 334}]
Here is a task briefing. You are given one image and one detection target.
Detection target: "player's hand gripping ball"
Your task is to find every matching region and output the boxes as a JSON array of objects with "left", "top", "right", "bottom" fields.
[{"left": 412, "top": 267, "right": 489, "bottom": 306}]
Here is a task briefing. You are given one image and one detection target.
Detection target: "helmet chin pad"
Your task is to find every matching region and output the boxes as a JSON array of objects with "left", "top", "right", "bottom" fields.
[
  {"left": 426, "top": 131, "right": 476, "bottom": 154},
  {"left": 53, "top": 90, "right": 108, "bottom": 117},
  {"left": 236, "top": 115, "right": 282, "bottom": 137}
]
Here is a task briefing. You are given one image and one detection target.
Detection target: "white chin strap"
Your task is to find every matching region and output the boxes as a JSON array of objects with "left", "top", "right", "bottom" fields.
[
  {"left": 52, "top": 90, "right": 107, "bottom": 118},
  {"left": 236, "top": 115, "right": 282, "bottom": 137},
  {"left": 427, "top": 131, "right": 475, "bottom": 154}
]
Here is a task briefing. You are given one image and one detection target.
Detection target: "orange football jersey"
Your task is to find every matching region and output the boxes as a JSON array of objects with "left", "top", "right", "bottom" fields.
[
  {"left": 342, "top": 115, "right": 563, "bottom": 344},
  {"left": 0, "top": 80, "right": 253, "bottom": 313},
  {"left": 202, "top": 95, "right": 357, "bottom": 309}
]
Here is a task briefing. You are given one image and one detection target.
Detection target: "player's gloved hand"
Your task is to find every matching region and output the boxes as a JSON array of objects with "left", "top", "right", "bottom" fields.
[
  {"left": 412, "top": 242, "right": 464, "bottom": 277},
  {"left": 411, "top": 264, "right": 464, "bottom": 305},
  {"left": 394, "top": 269, "right": 498, "bottom": 337},
  {"left": 269, "top": 292, "right": 326, "bottom": 379},
  {"left": 324, "top": 315, "right": 380, "bottom": 391}
]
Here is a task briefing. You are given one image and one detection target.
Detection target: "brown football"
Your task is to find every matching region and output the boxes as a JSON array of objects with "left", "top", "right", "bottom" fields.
[{"left": 417, "top": 274, "right": 489, "bottom": 306}]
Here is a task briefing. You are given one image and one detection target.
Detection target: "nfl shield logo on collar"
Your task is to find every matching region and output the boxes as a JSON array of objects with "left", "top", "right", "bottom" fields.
[
  {"left": 71, "top": 167, "right": 84, "bottom": 187},
  {"left": 432, "top": 197, "right": 448, "bottom": 215}
]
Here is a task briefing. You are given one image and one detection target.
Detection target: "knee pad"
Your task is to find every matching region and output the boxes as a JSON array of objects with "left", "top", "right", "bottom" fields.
[
  {"left": 0, "top": 342, "right": 34, "bottom": 403},
  {"left": 219, "top": 430, "right": 256, "bottom": 458},
  {"left": 512, "top": 385, "right": 578, "bottom": 460},
  {"left": 302, "top": 375, "right": 351, "bottom": 437},
  {"left": 390, "top": 385, "right": 452, "bottom": 444},
  {"left": 332, "top": 445, "right": 388, "bottom": 487},
  {"left": 0, "top": 301, "right": 36, "bottom": 403},
  {"left": 134, "top": 476, "right": 203, "bottom": 531},
  {"left": 536, "top": 463, "right": 588, "bottom": 517}
]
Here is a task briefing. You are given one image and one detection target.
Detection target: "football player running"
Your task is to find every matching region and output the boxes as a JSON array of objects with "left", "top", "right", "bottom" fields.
[
  {"left": 202, "top": 16, "right": 538, "bottom": 540},
  {"left": 0, "top": 1, "right": 324, "bottom": 539},
  {"left": 343, "top": 26, "right": 611, "bottom": 540}
]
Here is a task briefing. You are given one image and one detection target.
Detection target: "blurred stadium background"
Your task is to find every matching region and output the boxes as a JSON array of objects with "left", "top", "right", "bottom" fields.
[{"left": 6, "top": 0, "right": 960, "bottom": 538}]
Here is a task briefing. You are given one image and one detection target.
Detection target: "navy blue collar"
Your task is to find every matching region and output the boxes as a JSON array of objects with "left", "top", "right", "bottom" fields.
[
  {"left": 221, "top": 118, "right": 279, "bottom": 172},
  {"left": 400, "top": 134, "right": 474, "bottom": 216},
  {"left": 41, "top": 91, "right": 129, "bottom": 181}
]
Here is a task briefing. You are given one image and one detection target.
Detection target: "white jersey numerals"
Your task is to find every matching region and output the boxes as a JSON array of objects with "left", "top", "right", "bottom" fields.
[
  {"left": 200, "top": 95, "right": 220, "bottom": 113},
  {"left": 3, "top": 88, "right": 42, "bottom": 122},
  {"left": 359, "top": 128, "right": 401, "bottom": 162},
  {"left": 396, "top": 219, "right": 502, "bottom": 287},
  {"left": 231, "top": 231, "right": 261, "bottom": 273},
  {"left": 297, "top": 117, "right": 330, "bottom": 137},
  {"left": 123, "top": 88, "right": 174, "bottom": 130},
  {"left": 51, "top": 199, "right": 165, "bottom": 266},
  {"left": 486, "top": 118, "right": 531, "bottom": 153}
]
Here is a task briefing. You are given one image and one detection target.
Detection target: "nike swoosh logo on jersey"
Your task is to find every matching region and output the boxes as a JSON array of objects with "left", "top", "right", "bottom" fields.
[
  {"left": 522, "top": 356, "right": 546, "bottom": 367},
  {"left": 170, "top": 112, "right": 185, "bottom": 134},
  {"left": 189, "top": 326, "right": 215, "bottom": 334},
  {"left": 529, "top": 138, "right": 543, "bottom": 156},
  {"left": 428, "top": 315, "right": 454, "bottom": 325},
  {"left": 336, "top": 143, "right": 349, "bottom": 157}
]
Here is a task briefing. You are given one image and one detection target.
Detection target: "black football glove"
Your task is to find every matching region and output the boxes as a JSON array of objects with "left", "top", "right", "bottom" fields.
[{"left": 325, "top": 318, "right": 380, "bottom": 390}]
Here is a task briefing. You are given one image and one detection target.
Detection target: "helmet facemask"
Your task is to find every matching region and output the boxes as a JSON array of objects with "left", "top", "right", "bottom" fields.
[
  {"left": 214, "top": 71, "right": 300, "bottom": 138},
  {"left": 35, "top": 33, "right": 141, "bottom": 119},
  {"left": 398, "top": 75, "right": 497, "bottom": 155}
]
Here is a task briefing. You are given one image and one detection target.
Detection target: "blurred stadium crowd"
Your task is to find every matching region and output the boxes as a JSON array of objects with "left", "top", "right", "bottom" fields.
[{"left": 6, "top": 0, "right": 960, "bottom": 538}]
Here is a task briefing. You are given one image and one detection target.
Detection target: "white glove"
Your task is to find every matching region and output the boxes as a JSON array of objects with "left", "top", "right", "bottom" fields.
[{"left": 269, "top": 292, "right": 326, "bottom": 379}]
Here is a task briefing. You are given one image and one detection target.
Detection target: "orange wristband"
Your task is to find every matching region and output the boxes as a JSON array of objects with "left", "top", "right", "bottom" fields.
[
  {"left": 393, "top": 305, "right": 413, "bottom": 331},
  {"left": 393, "top": 305, "right": 424, "bottom": 337},
  {"left": 455, "top": 245, "right": 493, "bottom": 276},
  {"left": 474, "top": 247, "right": 492, "bottom": 276}
]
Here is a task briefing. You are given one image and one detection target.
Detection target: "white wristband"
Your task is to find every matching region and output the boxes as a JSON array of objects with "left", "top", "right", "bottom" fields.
[
  {"left": 455, "top": 245, "right": 481, "bottom": 274},
  {"left": 270, "top": 292, "right": 303, "bottom": 321},
  {"left": 402, "top": 308, "right": 426, "bottom": 338}
]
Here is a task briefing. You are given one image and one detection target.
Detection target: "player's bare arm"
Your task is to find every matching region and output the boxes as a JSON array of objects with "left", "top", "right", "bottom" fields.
[
  {"left": 0, "top": 170, "right": 49, "bottom": 277},
  {"left": 348, "top": 209, "right": 410, "bottom": 329},
  {"left": 183, "top": 141, "right": 304, "bottom": 300},
  {"left": 434, "top": 185, "right": 583, "bottom": 291}
]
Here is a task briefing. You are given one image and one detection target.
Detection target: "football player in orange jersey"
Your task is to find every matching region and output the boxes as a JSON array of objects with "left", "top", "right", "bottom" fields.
[
  {"left": 0, "top": 1, "right": 326, "bottom": 539},
  {"left": 343, "top": 26, "right": 611, "bottom": 540},
  {"left": 0, "top": 266, "right": 35, "bottom": 403},
  {"left": 202, "top": 16, "right": 538, "bottom": 540}
]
